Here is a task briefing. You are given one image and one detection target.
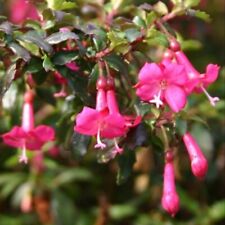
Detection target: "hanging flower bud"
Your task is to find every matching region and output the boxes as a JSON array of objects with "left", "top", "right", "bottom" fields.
[
  {"left": 161, "top": 150, "right": 180, "bottom": 217},
  {"left": 183, "top": 133, "right": 208, "bottom": 179}
]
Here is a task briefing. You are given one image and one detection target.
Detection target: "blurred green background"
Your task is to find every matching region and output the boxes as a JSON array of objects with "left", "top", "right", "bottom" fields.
[{"left": 0, "top": 0, "right": 225, "bottom": 225}]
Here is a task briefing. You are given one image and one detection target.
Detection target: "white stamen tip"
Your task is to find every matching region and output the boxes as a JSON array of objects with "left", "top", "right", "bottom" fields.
[
  {"left": 201, "top": 85, "right": 219, "bottom": 107},
  {"left": 149, "top": 91, "right": 163, "bottom": 108},
  {"left": 95, "top": 128, "right": 106, "bottom": 149},
  {"left": 94, "top": 143, "right": 106, "bottom": 149}
]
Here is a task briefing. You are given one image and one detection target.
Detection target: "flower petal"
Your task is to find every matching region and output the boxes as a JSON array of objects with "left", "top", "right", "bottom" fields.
[
  {"left": 101, "top": 113, "right": 126, "bottom": 138},
  {"left": 164, "top": 62, "right": 188, "bottom": 85},
  {"left": 136, "top": 83, "right": 160, "bottom": 101},
  {"left": 203, "top": 64, "right": 220, "bottom": 85},
  {"left": 1, "top": 126, "right": 26, "bottom": 148},
  {"left": 138, "top": 63, "right": 163, "bottom": 83},
  {"left": 165, "top": 85, "right": 187, "bottom": 112},
  {"left": 32, "top": 125, "right": 55, "bottom": 142},
  {"left": 74, "top": 107, "right": 100, "bottom": 135}
]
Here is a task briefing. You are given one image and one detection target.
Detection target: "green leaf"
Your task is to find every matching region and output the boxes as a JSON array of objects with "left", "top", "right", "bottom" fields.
[
  {"left": 8, "top": 42, "right": 31, "bottom": 62},
  {"left": 51, "top": 191, "right": 78, "bottom": 225},
  {"left": 52, "top": 168, "right": 92, "bottom": 187},
  {"left": 0, "top": 21, "right": 12, "bottom": 34},
  {"left": 43, "top": 54, "right": 54, "bottom": 72},
  {"left": 19, "top": 31, "right": 53, "bottom": 53},
  {"left": 45, "top": 31, "right": 79, "bottom": 45},
  {"left": 110, "top": 204, "right": 137, "bottom": 220},
  {"left": 36, "top": 87, "right": 56, "bottom": 105},
  {"left": 153, "top": 1, "right": 168, "bottom": 16},
  {"left": 107, "top": 30, "right": 130, "bottom": 54},
  {"left": 52, "top": 51, "right": 79, "bottom": 65},
  {"left": 208, "top": 200, "right": 225, "bottom": 222},
  {"left": 47, "top": 0, "right": 76, "bottom": 10},
  {"left": 184, "top": 0, "right": 200, "bottom": 8},
  {"left": 117, "top": 149, "right": 136, "bottom": 185},
  {"left": 0, "top": 63, "right": 16, "bottom": 100},
  {"left": 146, "top": 11, "right": 157, "bottom": 26},
  {"left": 71, "top": 132, "right": 91, "bottom": 160},
  {"left": 186, "top": 9, "right": 211, "bottom": 22},
  {"left": 133, "top": 16, "right": 146, "bottom": 28},
  {"left": 125, "top": 28, "right": 142, "bottom": 42},
  {"left": 24, "top": 57, "right": 43, "bottom": 73},
  {"left": 146, "top": 28, "right": 168, "bottom": 47}
]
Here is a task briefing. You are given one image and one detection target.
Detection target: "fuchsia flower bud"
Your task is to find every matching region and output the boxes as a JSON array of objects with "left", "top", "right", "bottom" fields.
[
  {"left": 183, "top": 133, "right": 208, "bottom": 179},
  {"left": 1, "top": 90, "right": 55, "bottom": 164},
  {"left": 161, "top": 151, "right": 180, "bottom": 217}
]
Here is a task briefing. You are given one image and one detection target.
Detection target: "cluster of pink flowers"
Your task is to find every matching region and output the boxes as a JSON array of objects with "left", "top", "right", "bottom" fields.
[
  {"left": 75, "top": 76, "right": 141, "bottom": 157},
  {"left": 135, "top": 40, "right": 220, "bottom": 112},
  {"left": 134, "top": 40, "right": 217, "bottom": 216}
]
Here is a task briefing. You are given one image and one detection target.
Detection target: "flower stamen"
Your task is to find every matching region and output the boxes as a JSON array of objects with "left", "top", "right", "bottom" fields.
[
  {"left": 200, "top": 85, "right": 219, "bottom": 107},
  {"left": 19, "top": 143, "right": 28, "bottom": 164},
  {"left": 94, "top": 128, "right": 106, "bottom": 149},
  {"left": 150, "top": 90, "right": 163, "bottom": 108}
]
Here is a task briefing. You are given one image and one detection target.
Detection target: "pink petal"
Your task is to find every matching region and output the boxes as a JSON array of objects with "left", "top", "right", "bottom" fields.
[
  {"left": 124, "top": 115, "right": 142, "bottom": 128},
  {"left": 66, "top": 62, "right": 79, "bottom": 71},
  {"left": 1, "top": 126, "right": 26, "bottom": 148},
  {"left": 165, "top": 85, "right": 187, "bottom": 112},
  {"left": 74, "top": 107, "right": 100, "bottom": 135},
  {"left": 101, "top": 113, "right": 126, "bottom": 138},
  {"left": 138, "top": 63, "right": 163, "bottom": 83},
  {"left": 32, "top": 125, "right": 55, "bottom": 142},
  {"left": 164, "top": 62, "right": 188, "bottom": 85},
  {"left": 203, "top": 64, "right": 220, "bottom": 85},
  {"left": 136, "top": 83, "right": 160, "bottom": 101}
]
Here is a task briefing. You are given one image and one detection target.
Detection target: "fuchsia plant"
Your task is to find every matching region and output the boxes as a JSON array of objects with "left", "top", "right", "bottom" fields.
[
  {"left": 0, "top": 0, "right": 222, "bottom": 219},
  {"left": 1, "top": 90, "right": 55, "bottom": 164}
]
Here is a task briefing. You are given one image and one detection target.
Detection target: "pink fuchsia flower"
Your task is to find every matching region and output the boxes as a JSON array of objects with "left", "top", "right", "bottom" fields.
[
  {"left": 1, "top": 91, "right": 55, "bottom": 164},
  {"left": 74, "top": 77, "right": 126, "bottom": 150},
  {"left": 183, "top": 132, "right": 208, "bottom": 179},
  {"left": 9, "top": 0, "right": 40, "bottom": 24},
  {"left": 135, "top": 61, "right": 188, "bottom": 113},
  {"left": 170, "top": 40, "right": 220, "bottom": 106},
  {"left": 161, "top": 150, "right": 180, "bottom": 217}
]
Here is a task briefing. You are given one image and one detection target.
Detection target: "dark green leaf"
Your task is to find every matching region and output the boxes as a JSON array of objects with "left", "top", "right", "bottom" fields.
[
  {"left": 8, "top": 42, "right": 31, "bottom": 62},
  {"left": 19, "top": 31, "right": 53, "bottom": 53},
  {"left": 51, "top": 191, "right": 78, "bottom": 225},
  {"left": 52, "top": 51, "right": 79, "bottom": 65},
  {"left": 71, "top": 132, "right": 91, "bottom": 159},
  {"left": 36, "top": 87, "right": 56, "bottom": 105},
  {"left": 117, "top": 149, "right": 136, "bottom": 185},
  {"left": 0, "top": 63, "right": 16, "bottom": 100},
  {"left": 45, "top": 31, "right": 79, "bottom": 45},
  {"left": 23, "top": 57, "right": 43, "bottom": 73}
]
